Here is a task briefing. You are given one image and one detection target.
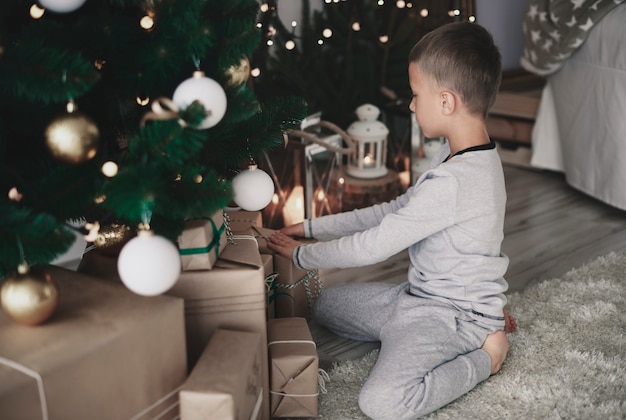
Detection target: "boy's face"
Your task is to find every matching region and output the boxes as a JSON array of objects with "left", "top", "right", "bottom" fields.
[{"left": 408, "top": 62, "right": 443, "bottom": 138}]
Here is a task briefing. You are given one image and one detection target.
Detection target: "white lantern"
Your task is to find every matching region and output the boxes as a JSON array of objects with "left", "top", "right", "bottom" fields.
[{"left": 346, "top": 104, "right": 389, "bottom": 179}]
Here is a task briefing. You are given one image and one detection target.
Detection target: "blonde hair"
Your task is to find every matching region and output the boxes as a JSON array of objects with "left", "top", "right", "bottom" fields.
[{"left": 409, "top": 22, "right": 501, "bottom": 118}]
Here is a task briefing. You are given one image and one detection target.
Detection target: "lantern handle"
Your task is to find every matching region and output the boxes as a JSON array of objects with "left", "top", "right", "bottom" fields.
[{"left": 286, "top": 120, "right": 355, "bottom": 155}]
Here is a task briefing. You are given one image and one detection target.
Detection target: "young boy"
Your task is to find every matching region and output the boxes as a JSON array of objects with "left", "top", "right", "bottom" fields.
[{"left": 268, "top": 22, "right": 510, "bottom": 419}]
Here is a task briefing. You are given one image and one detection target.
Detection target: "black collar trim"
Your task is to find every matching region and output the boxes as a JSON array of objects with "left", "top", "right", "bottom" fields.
[{"left": 445, "top": 140, "right": 495, "bottom": 162}]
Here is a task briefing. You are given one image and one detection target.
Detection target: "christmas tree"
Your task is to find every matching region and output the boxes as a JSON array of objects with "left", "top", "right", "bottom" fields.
[{"left": 0, "top": 0, "right": 307, "bottom": 278}]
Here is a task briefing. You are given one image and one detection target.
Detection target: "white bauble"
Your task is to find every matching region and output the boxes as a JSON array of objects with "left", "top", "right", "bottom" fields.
[
  {"left": 232, "top": 165, "right": 274, "bottom": 211},
  {"left": 39, "top": 0, "right": 87, "bottom": 13},
  {"left": 173, "top": 71, "right": 227, "bottom": 129},
  {"left": 117, "top": 230, "right": 181, "bottom": 296}
]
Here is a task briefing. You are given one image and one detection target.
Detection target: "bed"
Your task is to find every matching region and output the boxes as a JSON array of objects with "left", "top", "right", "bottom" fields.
[{"left": 520, "top": 0, "right": 626, "bottom": 211}]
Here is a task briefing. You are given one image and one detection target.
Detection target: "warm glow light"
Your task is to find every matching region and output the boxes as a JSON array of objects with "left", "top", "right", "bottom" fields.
[
  {"left": 339, "top": 177, "right": 345, "bottom": 185},
  {"left": 94, "top": 59, "right": 106, "bottom": 70},
  {"left": 136, "top": 96, "right": 149, "bottom": 106},
  {"left": 316, "top": 189, "right": 325, "bottom": 201},
  {"left": 268, "top": 25, "right": 276, "bottom": 36},
  {"left": 251, "top": 67, "right": 261, "bottom": 77},
  {"left": 420, "top": 8, "right": 429, "bottom": 17},
  {"left": 352, "top": 22, "right": 361, "bottom": 31},
  {"left": 283, "top": 185, "right": 305, "bottom": 226},
  {"left": 266, "top": 39, "right": 274, "bottom": 46},
  {"left": 379, "top": 35, "right": 389, "bottom": 43},
  {"left": 318, "top": 39, "right": 324, "bottom": 45},
  {"left": 469, "top": 15, "right": 476, "bottom": 22},
  {"left": 193, "top": 174, "right": 203, "bottom": 183},
  {"left": 396, "top": 0, "right": 406, "bottom": 8},
  {"left": 285, "top": 40, "right": 296, "bottom": 50},
  {"left": 66, "top": 100, "right": 77, "bottom": 113},
  {"left": 272, "top": 193, "right": 279, "bottom": 205},
  {"left": 140, "top": 15, "right": 154, "bottom": 30},
  {"left": 260, "top": 3, "right": 269, "bottom": 12},
  {"left": 322, "top": 28, "right": 332, "bottom": 38},
  {"left": 101, "top": 161, "right": 118, "bottom": 177},
  {"left": 256, "top": 22, "right": 263, "bottom": 28},
  {"left": 291, "top": 20, "right": 297, "bottom": 28},
  {"left": 378, "top": 0, "right": 385, "bottom": 5},
  {"left": 30, "top": 4, "right": 45, "bottom": 19}
]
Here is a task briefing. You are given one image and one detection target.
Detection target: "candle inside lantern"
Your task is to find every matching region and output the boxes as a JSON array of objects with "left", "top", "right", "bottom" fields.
[
  {"left": 282, "top": 185, "right": 305, "bottom": 226},
  {"left": 362, "top": 154, "right": 375, "bottom": 168}
]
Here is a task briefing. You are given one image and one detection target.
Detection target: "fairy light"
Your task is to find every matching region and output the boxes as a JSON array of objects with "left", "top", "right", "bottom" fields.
[
  {"left": 140, "top": 15, "right": 154, "bottom": 30},
  {"left": 352, "top": 22, "right": 361, "bottom": 31},
  {"left": 285, "top": 40, "right": 296, "bottom": 50},
  {"left": 291, "top": 21, "right": 297, "bottom": 29},
  {"left": 266, "top": 39, "right": 274, "bottom": 46},
  {"left": 396, "top": 0, "right": 406, "bottom": 8},
  {"left": 30, "top": 4, "right": 45, "bottom": 19},
  {"left": 256, "top": 22, "right": 263, "bottom": 29},
  {"left": 379, "top": 35, "right": 389, "bottom": 43},
  {"left": 468, "top": 15, "right": 476, "bottom": 22},
  {"left": 420, "top": 8, "right": 429, "bottom": 17},
  {"left": 318, "top": 39, "right": 324, "bottom": 45},
  {"left": 136, "top": 96, "right": 150, "bottom": 106},
  {"left": 272, "top": 193, "right": 279, "bottom": 205},
  {"left": 322, "top": 28, "right": 332, "bottom": 38},
  {"left": 101, "top": 161, "right": 119, "bottom": 177},
  {"left": 193, "top": 174, "right": 203, "bottom": 183},
  {"left": 377, "top": 0, "right": 385, "bottom": 5},
  {"left": 66, "top": 99, "right": 77, "bottom": 113},
  {"left": 251, "top": 67, "right": 261, "bottom": 77},
  {"left": 260, "top": 3, "right": 269, "bottom": 12}
]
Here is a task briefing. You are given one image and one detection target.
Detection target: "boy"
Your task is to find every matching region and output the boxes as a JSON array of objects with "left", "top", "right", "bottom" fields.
[{"left": 268, "top": 22, "right": 509, "bottom": 419}]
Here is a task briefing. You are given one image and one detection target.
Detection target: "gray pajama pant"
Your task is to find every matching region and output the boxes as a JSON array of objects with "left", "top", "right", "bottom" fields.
[{"left": 313, "top": 281, "right": 494, "bottom": 419}]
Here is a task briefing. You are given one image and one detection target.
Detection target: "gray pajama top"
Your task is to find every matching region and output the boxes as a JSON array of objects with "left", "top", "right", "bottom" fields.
[{"left": 293, "top": 141, "right": 509, "bottom": 328}]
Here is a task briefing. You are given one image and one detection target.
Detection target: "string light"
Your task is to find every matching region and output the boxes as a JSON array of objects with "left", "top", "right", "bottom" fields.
[
  {"left": 260, "top": 3, "right": 269, "bottom": 12},
  {"left": 352, "top": 22, "right": 361, "bottom": 31},
  {"left": 469, "top": 15, "right": 476, "bottom": 22},
  {"left": 379, "top": 35, "right": 389, "bottom": 43},
  {"left": 266, "top": 39, "right": 274, "bottom": 46},
  {"left": 318, "top": 39, "right": 324, "bottom": 45},
  {"left": 101, "top": 161, "right": 118, "bottom": 177},
  {"left": 30, "top": 4, "right": 45, "bottom": 19},
  {"left": 285, "top": 40, "right": 296, "bottom": 50},
  {"left": 396, "top": 1, "right": 406, "bottom": 8},
  {"left": 251, "top": 68, "right": 261, "bottom": 77},
  {"left": 140, "top": 14, "right": 154, "bottom": 30},
  {"left": 420, "top": 8, "right": 429, "bottom": 17},
  {"left": 136, "top": 96, "right": 150, "bottom": 106},
  {"left": 322, "top": 28, "right": 332, "bottom": 38}
]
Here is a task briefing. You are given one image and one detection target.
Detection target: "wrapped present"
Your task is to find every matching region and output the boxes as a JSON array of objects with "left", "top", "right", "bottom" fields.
[
  {"left": 254, "top": 227, "right": 323, "bottom": 320},
  {"left": 167, "top": 232, "right": 270, "bottom": 420},
  {"left": 268, "top": 317, "right": 319, "bottom": 418},
  {"left": 180, "top": 329, "right": 263, "bottom": 420},
  {"left": 0, "top": 266, "right": 187, "bottom": 420},
  {"left": 178, "top": 212, "right": 228, "bottom": 271},
  {"left": 261, "top": 253, "right": 276, "bottom": 320},
  {"left": 77, "top": 246, "right": 122, "bottom": 282},
  {"left": 224, "top": 209, "right": 263, "bottom": 233}
]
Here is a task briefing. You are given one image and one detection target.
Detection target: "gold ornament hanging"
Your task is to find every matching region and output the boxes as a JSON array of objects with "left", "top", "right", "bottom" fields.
[
  {"left": 1, "top": 263, "right": 59, "bottom": 326},
  {"left": 225, "top": 57, "right": 251, "bottom": 87},
  {"left": 94, "top": 223, "right": 134, "bottom": 256},
  {"left": 45, "top": 111, "right": 100, "bottom": 164}
]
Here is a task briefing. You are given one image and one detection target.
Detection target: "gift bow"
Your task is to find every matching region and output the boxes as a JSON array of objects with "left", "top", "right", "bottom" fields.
[{"left": 179, "top": 217, "right": 225, "bottom": 258}]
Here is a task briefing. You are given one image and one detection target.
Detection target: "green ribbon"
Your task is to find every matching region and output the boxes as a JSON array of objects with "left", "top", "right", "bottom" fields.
[{"left": 179, "top": 217, "right": 225, "bottom": 258}]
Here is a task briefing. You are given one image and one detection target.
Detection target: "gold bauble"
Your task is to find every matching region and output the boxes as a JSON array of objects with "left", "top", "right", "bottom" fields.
[
  {"left": 94, "top": 223, "right": 134, "bottom": 256},
  {"left": 1, "top": 264, "right": 59, "bottom": 326},
  {"left": 225, "top": 57, "right": 251, "bottom": 87},
  {"left": 45, "top": 112, "right": 100, "bottom": 164}
]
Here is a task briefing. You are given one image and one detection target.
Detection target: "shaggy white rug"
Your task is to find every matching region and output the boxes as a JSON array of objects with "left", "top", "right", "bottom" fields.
[{"left": 317, "top": 251, "right": 626, "bottom": 419}]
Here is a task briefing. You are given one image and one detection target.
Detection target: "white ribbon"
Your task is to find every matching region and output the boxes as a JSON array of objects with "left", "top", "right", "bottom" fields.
[{"left": 0, "top": 356, "right": 49, "bottom": 420}]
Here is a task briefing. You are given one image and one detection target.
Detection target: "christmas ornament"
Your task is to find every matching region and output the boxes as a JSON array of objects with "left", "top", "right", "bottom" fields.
[
  {"left": 225, "top": 57, "right": 251, "bottom": 87},
  {"left": 232, "top": 164, "right": 274, "bottom": 211},
  {"left": 117, "top": 229, "right": 180, "bottom": 296},
  {"left": 172, "top": 71, "right": 227, "bottom": 129},
  {"left": 45, "top": 111, "right": 100, "bottom": 164},
  {"left": 39, "top": 0, "right": 87, "bottom": 13},
  {"left": 94, "top": 223, "right": 134, "bottom": 256},
  {"left": 1, "top": 263, "right": 59, "bottom": 326}
]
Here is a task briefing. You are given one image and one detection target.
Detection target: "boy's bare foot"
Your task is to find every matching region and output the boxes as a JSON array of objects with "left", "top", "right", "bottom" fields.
[
  {"left": 504, "top": 308, "right": 517, "bottom": 333},
  {"left": 482, "top": 330, "right": 509, "bottom": 375}
]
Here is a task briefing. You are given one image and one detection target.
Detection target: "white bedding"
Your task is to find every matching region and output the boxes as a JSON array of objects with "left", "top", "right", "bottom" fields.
[{"left": 527, "top": 3, "right": 626, "bottom": 211}]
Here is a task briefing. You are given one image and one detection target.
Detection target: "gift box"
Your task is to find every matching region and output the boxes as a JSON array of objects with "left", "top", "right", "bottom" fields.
[
  {"left": 167, "top": 233, "right": 270, "bottom": 420},
  {"left": 255, "top": 227, "right": 323, "bottom": 320},
  {"left": 224, "top": 209, "right": 263, "bottom": 233},
  {"left": 261, "top": 253, "right": 276, "bottom": 320},
  {"left": 0, "top": 266, "right": 187, "bottom": 420},
  {"left": 267, "top": 317, "right": 319, "bottom": 418},
  {"left": 77, "top": 246, "right": 122, "bottom": 282},
  {"left": 178, "top": 212, "right": 228, "bottom": 271},
  {"left": 180, "top": 329, "right": 263, "bottom": 420}
]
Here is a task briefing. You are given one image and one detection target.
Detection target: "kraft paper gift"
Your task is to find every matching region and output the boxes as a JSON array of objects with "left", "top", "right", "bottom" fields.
[
  {"left": 224, "top": 209, "right": 263, "bottom": 233},
  {"left": 180, "top": 329, "right": 264, "bottom": 420},
  {"left": 254, "top": 227, "right": 323, "bottom": 320},
  {"left": 267, "top": 317, "right": 319, "bottom": 418},
  {"left": 0, "top": 266, "right": 187, "bottom": 420},
  {"left": 167, "top": 233, "right": 270, "bottom": 420},
  {"left": 77, "top": 246, "right": 122, "bottom": 283},
  {"left": 178, "top": 212, "right": 228, "bottom": 271},
  {"left": 261, "top": 253, "right": 276, "bottom": 320}
]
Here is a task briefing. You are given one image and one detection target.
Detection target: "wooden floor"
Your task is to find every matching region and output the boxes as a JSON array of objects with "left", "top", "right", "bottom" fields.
[{"left": 312, "top": 164, "right": 626, "bottom": 365}]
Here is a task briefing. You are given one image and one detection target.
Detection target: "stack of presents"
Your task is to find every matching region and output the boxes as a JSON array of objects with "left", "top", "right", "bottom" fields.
[{"left": 0, "top": 210, "right": 325, "bottom": 419}]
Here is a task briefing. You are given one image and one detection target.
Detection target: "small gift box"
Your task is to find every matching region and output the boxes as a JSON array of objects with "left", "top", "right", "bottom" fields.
[
  {"left": 180, "top": 329, "right": 264, "bottom": 420},
  {"left": 255, "top": 227, "right": 323, "bottom": 320},
  {"left": 0, "top": 266, "right": 187, "bottom": 420},
  {"left": 261, "top": 253, "right": 276, "bottom": 320},
  {"left": 178, "top": 211, "right": 228, "bottom": 271},
  {"left": 268, "top": 317, "right": 319, "bottom": 418},
  {"left": 224, "top": 209, "right": 263, "bottom": 233}
]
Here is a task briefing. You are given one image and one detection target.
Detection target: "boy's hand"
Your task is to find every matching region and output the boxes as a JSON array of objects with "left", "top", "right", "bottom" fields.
[
  {"left": 280, "top": 222, "right": 305, "bottom": 238},
  {"left": 267, "top": 231, "right": 303, "bottom": 261}
]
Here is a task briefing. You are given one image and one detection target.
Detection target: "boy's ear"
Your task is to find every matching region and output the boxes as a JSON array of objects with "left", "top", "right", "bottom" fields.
[{"left": 440, "top": 91, "right": 456, "bottom": 115}]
